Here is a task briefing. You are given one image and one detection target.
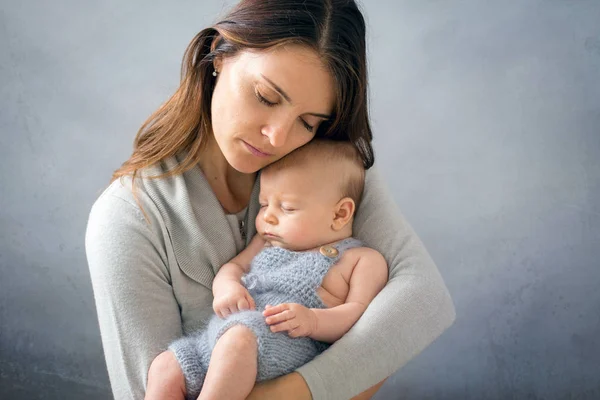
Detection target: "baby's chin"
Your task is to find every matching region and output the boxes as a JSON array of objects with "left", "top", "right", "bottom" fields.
[
  {"left": 264, "top": 239, "right": 292, "bottom": 250},
  {"left": 266, "top": 240, "right": 321, "bottom": 253},
  {"left": 260, "top": 232, "right": 329, "bottom": 252},
  {"left": 262, "top": 236, "right": 302, "bottom": 251}
]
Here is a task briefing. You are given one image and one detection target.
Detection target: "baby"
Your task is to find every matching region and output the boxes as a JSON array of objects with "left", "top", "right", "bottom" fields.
[{"left": 145, "top": 140, "right": 388, "bottom": 400}]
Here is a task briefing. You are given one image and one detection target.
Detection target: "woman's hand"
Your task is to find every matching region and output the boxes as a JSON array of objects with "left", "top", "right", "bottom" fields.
[
  {"left": 263, "top": 303, "right": 317, "bottom": 337},
  {"left": 212, "top": 281, "right": 256, "bottom": 318}
]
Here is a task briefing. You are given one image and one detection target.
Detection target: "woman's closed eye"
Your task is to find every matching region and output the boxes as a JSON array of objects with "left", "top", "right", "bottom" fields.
[
  {"left": 300, "top": 119, "right": 314, "bottom": 133},
  {"left": 255, "top": 89, "right": 315, "bottom": 133},
  {"left": 255, "top": 89, "right": 278, "bottom": 107}
]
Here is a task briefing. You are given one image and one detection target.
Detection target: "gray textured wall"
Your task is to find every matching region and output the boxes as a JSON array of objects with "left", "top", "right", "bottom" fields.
[{"left": 1, "top": 1, "right": 599, "bottom": 399}]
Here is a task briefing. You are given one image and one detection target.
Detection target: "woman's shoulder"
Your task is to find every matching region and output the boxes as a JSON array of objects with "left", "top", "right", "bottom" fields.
[
  {"left": 87, "top": 159, "right": 180, "bottom": 231},
  {"left": 87, "top": 176, "right": 159, "bottom": 239},
  {"left": 355, "top": 166, "right": 390, "bottom": 218},
  {"left": 93, "top": 175, "right": 138, "bottom": 209},
  {"left": 89, "top": 156, "right": 204, "bottom": 222},
  {"left": 362, "top": 166, "right": 385, "bottom": 194},
  {"left": 90, "top": 174, "right": 148, "bottom": 216}
]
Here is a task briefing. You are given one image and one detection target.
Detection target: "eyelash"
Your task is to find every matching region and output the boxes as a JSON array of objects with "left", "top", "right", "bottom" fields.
[
  {"left": 259, "top": 203, "right": 296, "bottom": 212},
  {"left": 255, "top": 90, "right": 315, "bottom": 133},
  {"left": 256, "top": 91, "right": 277, "bottom": 108}
]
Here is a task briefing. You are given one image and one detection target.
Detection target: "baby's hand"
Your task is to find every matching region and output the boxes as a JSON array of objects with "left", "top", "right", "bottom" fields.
[
  {"left": 213, "top": 282, "right": 256, "bottom": 319},
  {"left": 263, "top": 303, "right": 317, "bottom": 338}
]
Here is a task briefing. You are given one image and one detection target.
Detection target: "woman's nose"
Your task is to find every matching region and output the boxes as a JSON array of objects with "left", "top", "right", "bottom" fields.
[{"left": 261, "top": 120, "right": 291, "bottom": 148}]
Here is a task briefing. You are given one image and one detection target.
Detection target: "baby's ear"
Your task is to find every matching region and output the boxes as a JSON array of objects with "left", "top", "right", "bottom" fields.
[{"left": 331, "top": 197, "right": 355, "bottom": 231}]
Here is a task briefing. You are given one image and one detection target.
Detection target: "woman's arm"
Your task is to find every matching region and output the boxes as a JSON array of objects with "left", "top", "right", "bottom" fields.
[
  {"left": 309, "top": 249, "right": 388, "bottom": 343},
  {"left": 294, "top": 167, "right": 456, "bottom": 400},
  {"left": 85, "top": 185, "right": 182, "bottom": 399},
  {"left": 246, "top": 372, "right": 311, "bottom": 400}
]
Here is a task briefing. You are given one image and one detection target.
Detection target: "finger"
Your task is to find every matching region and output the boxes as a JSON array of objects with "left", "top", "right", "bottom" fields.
[
  {"left": 237, "top": 298, "right": 249, "bottom": 311},
  {"left": 263, "top": 303, "right": 287, "bottom": 316},
  {"left": 262, "top": 307, "right": 280, "bottom": 317},
  {"left": 265, "top": 310, "right": 294, "bottom": 325},
  {"left": 269, "top": 321, "right": 290, "bottom": 333},
  {"left": 270, "top": 319, "right": 298, "bottom": 333},
  {"left": 248, "top": 296, "right": 256, "bottom": 310},
  {"left": 221, "top": 305, "right": 231, "bottom": 317},
  {"left": 228, "top": 306, "right": 237, "bottom": 315},
  {"left": 214, "top": 303, "right": 223, "bottom": 317}
]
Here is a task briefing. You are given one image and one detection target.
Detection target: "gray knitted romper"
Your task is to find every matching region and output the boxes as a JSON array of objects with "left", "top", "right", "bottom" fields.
[{"left": 169, "top": 238, "right": 363, "bottom": 399}]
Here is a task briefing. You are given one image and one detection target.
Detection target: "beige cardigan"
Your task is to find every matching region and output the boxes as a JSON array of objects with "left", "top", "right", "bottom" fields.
[{"left": 85, "top": 155, "right": 456, "bottom": 400}]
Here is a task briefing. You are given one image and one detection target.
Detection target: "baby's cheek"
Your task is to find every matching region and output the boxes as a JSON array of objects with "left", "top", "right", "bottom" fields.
[
  {"left": 254, "top": 214, "right": 264, "bottom": 231},
  {"left": 290, "top": 220, "right": 316, "bottom": 243}
]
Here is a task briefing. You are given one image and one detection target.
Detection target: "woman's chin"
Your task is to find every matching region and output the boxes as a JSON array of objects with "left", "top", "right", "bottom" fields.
[{"left": 227, "top": 156, "right": 266, "bottom": 174}]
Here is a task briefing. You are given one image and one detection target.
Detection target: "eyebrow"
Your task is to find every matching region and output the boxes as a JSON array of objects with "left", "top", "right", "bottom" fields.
[{"left": 260, "top": 74, "right": 332, "bottom": 120}]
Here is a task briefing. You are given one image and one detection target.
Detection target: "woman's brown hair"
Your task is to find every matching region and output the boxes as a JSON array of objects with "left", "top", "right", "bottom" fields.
[{"left": 113, "top": 0, "right": 374, "bottom": 184}]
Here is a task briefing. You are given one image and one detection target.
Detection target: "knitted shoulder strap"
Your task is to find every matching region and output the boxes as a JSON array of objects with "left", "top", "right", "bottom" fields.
[{"left": 332, "top": 237, "right": 364, "bottom": 254}]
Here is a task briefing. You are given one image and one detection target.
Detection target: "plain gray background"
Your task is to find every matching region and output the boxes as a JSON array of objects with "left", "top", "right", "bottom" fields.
[{"left": 1, "top": 1, "right": 599, "bottom": 399}]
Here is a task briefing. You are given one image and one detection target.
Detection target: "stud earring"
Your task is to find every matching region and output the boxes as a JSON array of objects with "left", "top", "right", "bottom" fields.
[{"left": 212, "top": 70, "right": 218, "bottom": 77}]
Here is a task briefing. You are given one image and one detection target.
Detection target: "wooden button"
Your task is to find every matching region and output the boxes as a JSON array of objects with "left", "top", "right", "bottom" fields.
[{"left": 319, "top": 245, "right": 339, "bottom": 258}]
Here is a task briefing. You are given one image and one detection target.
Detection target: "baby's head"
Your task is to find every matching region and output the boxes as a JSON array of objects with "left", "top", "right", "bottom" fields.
[{"left": 256, "top": 139, "right": 365, "bottom": 251}]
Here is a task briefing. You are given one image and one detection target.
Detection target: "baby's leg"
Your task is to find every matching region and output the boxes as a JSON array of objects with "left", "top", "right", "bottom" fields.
[
  {"left": 145, "top": 350, "right": 186, "bottom": 400},
  {"left": 198, "top": 325, "right": 258, "bottom": 400}
]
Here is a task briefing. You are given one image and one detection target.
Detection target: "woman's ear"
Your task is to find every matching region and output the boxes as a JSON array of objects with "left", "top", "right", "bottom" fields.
[{"left": 331, "top": 197, "right": 356, "bottom": 231}]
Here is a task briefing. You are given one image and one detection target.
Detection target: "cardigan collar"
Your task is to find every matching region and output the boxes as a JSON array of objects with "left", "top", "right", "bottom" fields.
[{"left": 141, "top": 154, "right": 260, "bottom": 289}]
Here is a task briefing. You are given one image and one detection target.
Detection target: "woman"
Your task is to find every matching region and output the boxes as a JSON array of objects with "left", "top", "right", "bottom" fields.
[{"left": 85, "top": 0, "right": 456, "bottom": 399}]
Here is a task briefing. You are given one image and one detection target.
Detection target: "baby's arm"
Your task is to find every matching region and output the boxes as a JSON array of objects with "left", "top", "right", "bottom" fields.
[
  {"left": 310, "top": 248, "right": 388, "bottom": 343},
  {"left": 212, "top": 235, "right": 266, "bottom": 317},
  {"left": 212, "top": 235, "right": 265, "bottom": 291}
]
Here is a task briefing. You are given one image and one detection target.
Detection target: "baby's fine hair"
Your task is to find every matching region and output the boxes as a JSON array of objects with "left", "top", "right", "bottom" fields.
[{"left": 264, "top": 139, "right": 366, "bottom": 208}]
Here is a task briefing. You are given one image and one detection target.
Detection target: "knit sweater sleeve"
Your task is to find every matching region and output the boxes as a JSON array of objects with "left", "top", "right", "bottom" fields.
[
  {"left": 85, "top": 183, "right": 183, "bottom": 400},
  {"left": 295, "top": 167, "right": 456, "bottom": 400}
]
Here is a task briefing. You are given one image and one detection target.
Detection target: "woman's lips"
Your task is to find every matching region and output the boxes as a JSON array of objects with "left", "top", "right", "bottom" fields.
[{"left": 243, "top": 141, "right": 272, "bottom": 158}]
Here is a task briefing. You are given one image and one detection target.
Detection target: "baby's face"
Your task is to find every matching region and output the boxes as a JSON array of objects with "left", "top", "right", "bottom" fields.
[{"left": 256, "top": 164, "right": 342, "bottom": 251}]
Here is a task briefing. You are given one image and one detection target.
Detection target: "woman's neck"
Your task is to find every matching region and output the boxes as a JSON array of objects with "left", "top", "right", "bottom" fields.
[{"left": 198, "top": 139, "right": 256, "bottom": 214}]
